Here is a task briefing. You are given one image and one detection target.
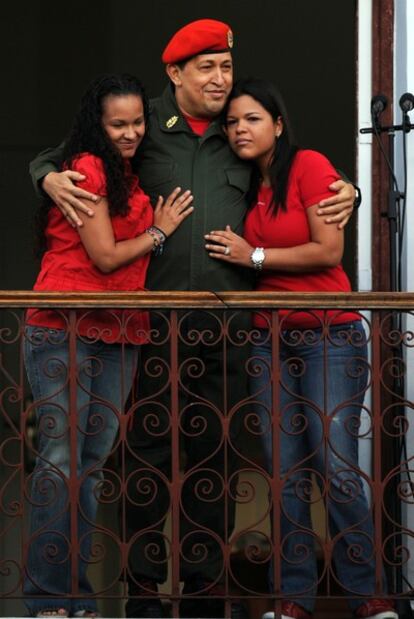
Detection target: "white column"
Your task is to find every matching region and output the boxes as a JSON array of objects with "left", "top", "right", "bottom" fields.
[
  {"left": 357, "top": 0, "right": 373, "bottom": 293},
  {"left": 357, "top": 0, "right": 373, "bottom": 485}
]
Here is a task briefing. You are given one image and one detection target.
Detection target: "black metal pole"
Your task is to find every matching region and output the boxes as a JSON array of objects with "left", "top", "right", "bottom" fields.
[
  {"left": 386, "top": 128, "right": 403, "bottom": 599},
  {"left": 387, "top": 130, "right": 398, "bottom": 292}
]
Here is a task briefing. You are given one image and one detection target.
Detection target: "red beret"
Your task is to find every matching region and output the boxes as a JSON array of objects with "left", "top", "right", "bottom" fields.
[{"left": 162, "top": 19, "right": 234, "bottom": 64}]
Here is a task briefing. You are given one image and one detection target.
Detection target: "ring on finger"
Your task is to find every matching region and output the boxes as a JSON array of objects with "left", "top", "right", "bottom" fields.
[{"left": 224, "top": 246, "right": 231, "bottom": 256}]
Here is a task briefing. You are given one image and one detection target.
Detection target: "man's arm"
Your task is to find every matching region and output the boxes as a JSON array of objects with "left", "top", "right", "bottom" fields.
[
  {"left": 29, "top": 143, "right": 98, "bottom": 227},
  {"left": 317, "top": 176, "right": 361, "bottom": 231},
  {"left": 30, "top": 143, "right": 65, "bottom": 194}
]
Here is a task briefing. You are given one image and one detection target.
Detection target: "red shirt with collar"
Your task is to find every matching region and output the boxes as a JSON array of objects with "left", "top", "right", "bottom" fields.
[
  {"left": 243, "top": 150, "right": 360, "bottom": 329},
  {"left": 182, "top": 112, "right": 211, "bottom": 136},
  {"left": 27, "top": 153, "right": 153, "bottom": 343}
]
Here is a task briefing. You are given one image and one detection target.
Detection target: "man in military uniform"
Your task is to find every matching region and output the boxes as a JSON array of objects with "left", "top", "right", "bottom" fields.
[{"left": 29, "top": 19, "right": 356, "bottom": 619}]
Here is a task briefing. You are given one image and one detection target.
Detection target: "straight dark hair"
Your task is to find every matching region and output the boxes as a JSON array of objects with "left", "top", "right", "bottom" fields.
[{"left": 223, "top": 77, "right": 299, "bottom": 216}]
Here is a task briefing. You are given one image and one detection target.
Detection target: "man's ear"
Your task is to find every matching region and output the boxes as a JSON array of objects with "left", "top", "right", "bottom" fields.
[{"left": 166, "top": 63, "right": 182, "bottom": 87}]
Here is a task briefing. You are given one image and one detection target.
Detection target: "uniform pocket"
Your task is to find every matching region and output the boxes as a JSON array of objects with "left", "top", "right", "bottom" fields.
[
  {"left": 225, "top": 166, "right": 251, "bottom": 193},
  {"left": 207, "top": 166, "right": 251, "bottom": 232}
]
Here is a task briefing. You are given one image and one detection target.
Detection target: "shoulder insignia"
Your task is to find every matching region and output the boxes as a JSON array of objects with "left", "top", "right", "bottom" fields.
[{"left": 166, "top": 115, "right": 179, "bottom": 128}]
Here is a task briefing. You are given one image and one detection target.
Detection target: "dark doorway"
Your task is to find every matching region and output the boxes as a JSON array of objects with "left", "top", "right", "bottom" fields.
[{"left": 0, "top": 0, "right": 357, "bottom": 289}]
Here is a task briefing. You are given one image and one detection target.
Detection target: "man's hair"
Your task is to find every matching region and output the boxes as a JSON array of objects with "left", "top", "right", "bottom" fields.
[
  {"left": 167, "top": 52, "right": 233, "bottom": 83},
  {"left": 174, "top": 59, "right": 189, "bottom": 71},
  {"left": 223, "top": 77, "right": 299, "bottom": 216}
]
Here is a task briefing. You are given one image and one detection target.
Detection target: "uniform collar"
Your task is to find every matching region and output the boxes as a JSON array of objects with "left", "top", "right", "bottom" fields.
[{"left": 157, "top": 84, "right": 225, "bottom": 140}]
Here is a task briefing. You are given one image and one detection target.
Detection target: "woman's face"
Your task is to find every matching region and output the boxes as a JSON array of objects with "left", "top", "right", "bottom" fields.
[
  {"left": 225, "top": 94, "right": 283, "bottom": 170},
  {"left": 102, "top": 94, "right": 145, "bottom": 158}
]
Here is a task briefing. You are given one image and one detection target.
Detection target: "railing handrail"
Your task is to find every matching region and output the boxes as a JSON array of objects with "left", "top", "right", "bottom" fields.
[{"left": 0, "top": 290, "right": 414, "bottom": 309}]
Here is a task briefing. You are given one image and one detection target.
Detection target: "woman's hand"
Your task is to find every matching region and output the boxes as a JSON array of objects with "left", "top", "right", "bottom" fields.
[
  {"left": 317, "top": 180, "right": 355, "bottom": 229},
  {"left": 153, "top": 187, "right": 194, "bottom": 237},
  {"left": 205, "top": 225, "right": 253, "bottom": 267},
  {"left": 42, "top": 170, "right": 99, "bottom": 227}
]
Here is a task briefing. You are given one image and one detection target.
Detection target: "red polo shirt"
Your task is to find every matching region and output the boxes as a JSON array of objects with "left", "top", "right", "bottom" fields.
[
  {"left": 243, "top": 150, "right": 360, "bottom": 329},
  {"left": 27, "top": 153, "right": 153, "bottom": 343}
]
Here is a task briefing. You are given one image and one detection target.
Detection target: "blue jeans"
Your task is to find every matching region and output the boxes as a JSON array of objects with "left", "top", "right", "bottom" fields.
[
  {"left": 250, "top": 321, "right": 381, "bottom": 612},
  {"left": 23, "top": 326, "right": 138, "bottom": 616}
]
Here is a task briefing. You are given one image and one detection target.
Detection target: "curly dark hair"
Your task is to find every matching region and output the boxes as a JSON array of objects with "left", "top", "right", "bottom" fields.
[
  {"left": 222, "top": 77, "right": 299, "bottom": 217},
  {"left": 35, "top": 73, "right": 149, "bottom": 257}
]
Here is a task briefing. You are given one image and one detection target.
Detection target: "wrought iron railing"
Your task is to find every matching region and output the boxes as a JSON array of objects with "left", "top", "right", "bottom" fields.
[{"left": 1, "top": 291, "right": 414, "bottom": 618}]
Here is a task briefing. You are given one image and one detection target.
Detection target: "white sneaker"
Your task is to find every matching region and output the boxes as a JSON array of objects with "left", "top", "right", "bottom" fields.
[
  {"left": 262, "top": 601, "right": 312, "bottom": 619},
  {"left": 262, "top": 613, "right": 307, "bottom": 619}
]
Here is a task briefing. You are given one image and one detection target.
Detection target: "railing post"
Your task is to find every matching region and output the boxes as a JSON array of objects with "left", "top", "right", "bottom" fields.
[
  {"left": 223, "top": 311, "right": 230, "bottom": 619},
  {"left": 68, "top": 310, "right": 79, "bottom": 596},
  {"left": 20, "top": 315, "right": 27, "bottom": 590},
  {"left": 170, "top": 310, "right": 181, "bottom": 617},
  {"left": 371, "top": 310, "right": 384, "bottom": 594},
  {"left": 270, "top": 309, "right": 282, "bottom": 617}
]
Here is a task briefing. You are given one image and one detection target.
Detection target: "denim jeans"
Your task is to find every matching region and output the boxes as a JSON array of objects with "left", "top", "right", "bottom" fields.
[
  {"left": 23, "top": 326, "right": 138, "bottom": 616},
  {"left": 250, "top": 321, "right": 380, "bottom": 612}
]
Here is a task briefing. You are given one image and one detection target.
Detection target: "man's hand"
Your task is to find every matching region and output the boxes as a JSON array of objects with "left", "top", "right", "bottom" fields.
[
  {"left": 42, "top": 170, "right": 99, "bottom": 227},
  {"left": 317, "top": 180, "right": 355, "bottom": 230}
]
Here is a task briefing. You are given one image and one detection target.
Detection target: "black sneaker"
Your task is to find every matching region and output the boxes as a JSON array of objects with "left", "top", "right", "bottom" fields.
[
  {"left": 180, "top": 580, "right": 249, "bottom": 619},
  {"left": 125, "top": 579, "right": 164, "bottom": 618},
  {"left": 231, "top": 600, "right": 249, "bottom": 619}
]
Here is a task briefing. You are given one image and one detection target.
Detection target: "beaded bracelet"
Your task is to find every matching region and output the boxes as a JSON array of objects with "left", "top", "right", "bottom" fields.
[
  {"left": 145, "top": 226, "right": 167, "bottom": 256},
  {"left": 152, "top": 225, "right": 167, "bottom": 243}
]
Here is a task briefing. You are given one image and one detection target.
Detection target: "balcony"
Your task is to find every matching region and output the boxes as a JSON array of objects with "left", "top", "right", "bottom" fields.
[{"left": 1, "top": 291, "right": 414, "bottom": 618}]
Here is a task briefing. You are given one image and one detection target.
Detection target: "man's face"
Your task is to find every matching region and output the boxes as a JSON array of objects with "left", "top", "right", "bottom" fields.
[{"left": 167, "top": 52, "right": 233, "bottom": 119}]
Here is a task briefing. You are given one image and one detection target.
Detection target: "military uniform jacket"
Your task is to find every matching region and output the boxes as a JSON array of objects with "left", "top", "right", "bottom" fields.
[{"left": 29, "top": 85, "right": 254, "bottom": 293}]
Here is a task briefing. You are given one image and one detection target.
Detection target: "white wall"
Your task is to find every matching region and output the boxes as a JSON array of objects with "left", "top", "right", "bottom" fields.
[
  {"left": 394, "top": 0, "right": 414, "bottom": 595},
  {"left": 395, "top": 1, "right": 414, "bottom": 292}
]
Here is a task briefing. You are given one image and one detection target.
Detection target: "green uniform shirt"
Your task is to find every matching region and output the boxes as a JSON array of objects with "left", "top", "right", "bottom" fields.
[{"left": 29, "top": 85, "right": 255, "bottom": 293}]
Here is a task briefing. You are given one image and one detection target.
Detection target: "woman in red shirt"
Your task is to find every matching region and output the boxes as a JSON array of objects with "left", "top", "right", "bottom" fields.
[
  {"left": 205, "top": 78, "right": 396, "bottom": 619},
  {"left": 24, "top": 73, "right": 193, "bottom": 618}
]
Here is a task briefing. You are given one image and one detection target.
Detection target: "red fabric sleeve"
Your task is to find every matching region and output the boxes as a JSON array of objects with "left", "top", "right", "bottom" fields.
[
  {"left": 71, "top": 153, "right": 107, "bottom": 196},
  {"left": 297, "top": 150, "right": 341, "bottom": 209}
]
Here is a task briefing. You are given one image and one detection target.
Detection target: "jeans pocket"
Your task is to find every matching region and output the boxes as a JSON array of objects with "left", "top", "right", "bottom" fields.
[
  {"left": 25, "top": 326, "right": 66, "bottom": 347},
  {"left": 329, "top": 321, "right": 367, "bottom": 348}
]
